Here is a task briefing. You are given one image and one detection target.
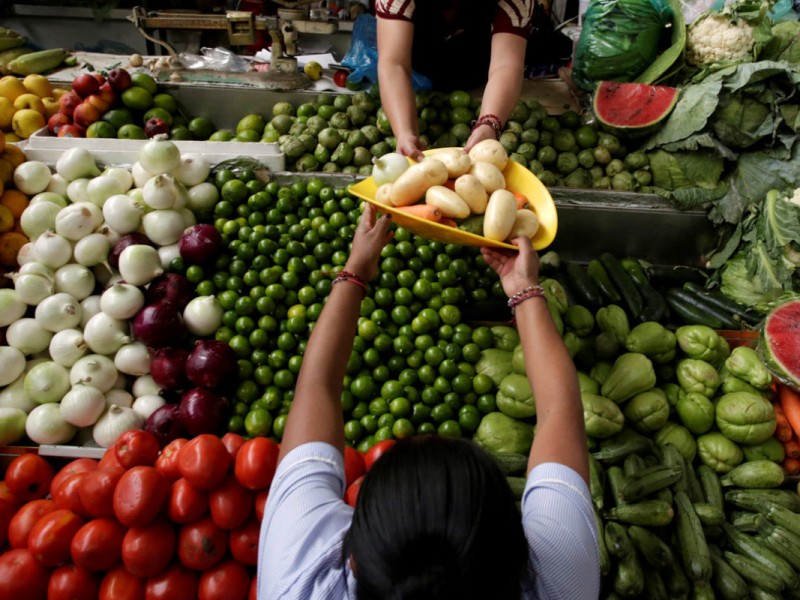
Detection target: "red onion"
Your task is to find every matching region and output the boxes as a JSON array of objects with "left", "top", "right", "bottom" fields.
[
  {"left": 132, "top": 301, "right": 185, "bottom": 348},
  {"left": 150, "top": 347, "right": 190, "bottom": 391},
  {"left": 145, "top": 403, "right": 186, "bottom": 447},
  {"left": 185, "top": 340, "right": 238, "bottom": 389},
  {"left": 145, "top": 272, "right": 193, "bottom": 310},
  {"left": 178, "top": 387, "right": 229, "bottom": 436},
  {"left": 109, "top": 232, "right": 155, "bottom": 270},
  {"left": 179, "top": 224, "right": 223, "bottom": 264}
]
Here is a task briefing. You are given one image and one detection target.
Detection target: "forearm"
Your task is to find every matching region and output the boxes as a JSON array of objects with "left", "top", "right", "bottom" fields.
[
  {"left": 378, "top": 61, "right": 419, "bottom": 138},
  {"left": 515, "top": 297, "right": 589, "bottom": 482},
  {"left": 479, "top": 33, "right": 527, "bottom": 124}
]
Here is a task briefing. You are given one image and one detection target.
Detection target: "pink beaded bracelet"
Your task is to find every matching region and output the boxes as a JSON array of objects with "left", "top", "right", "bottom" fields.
[
  {"left": 471, "top": 113, "right": 503, "bottom": 140},
  {"left": 507, "top": 285, "right": 545, "bottom": 316},
  {"left": 331, "top": 270, "right": 367, "bottom": 297}
]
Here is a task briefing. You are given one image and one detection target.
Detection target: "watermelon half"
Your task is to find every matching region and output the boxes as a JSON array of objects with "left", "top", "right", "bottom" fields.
[
  {"left": 593, "top": 81, "right": 679, "bottom": 137},
  {"left": 760, "top": 299, "right": 800, "bottom": 390}
]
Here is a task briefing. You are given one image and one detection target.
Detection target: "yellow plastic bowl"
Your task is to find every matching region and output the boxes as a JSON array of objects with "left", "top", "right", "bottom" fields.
[{"left": 349, "top": 148, "right": 558, "bottom": 251}]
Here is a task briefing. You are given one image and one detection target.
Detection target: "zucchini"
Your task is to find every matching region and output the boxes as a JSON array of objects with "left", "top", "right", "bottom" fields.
[
  {"left": 606, "top": 465, "right": 627, "bottom": 507},
  {"left": 692, "top": 580, "right": 716, "bottom": 600},
  {"left": 662, "top": 551, "right": 692, "bottom": 599},
  {"left": 564, "top": 262, "right": 604, "bottom": 308},
  {"left": 693, "top": 502, "right": 725, "bottom": 527},
  {"left": 643, "top": 569, "right": 669, "bottom": 600},
  {"left": 600, "top": 253, "right": 644, "bottom": 320},
  {"left": 613, "top": 551, "right": 644, "bottom": 598},
  {"left": 725, "top": 489, "right": 800, "bottom": 513},
  {"left": 622, "top": 453, "right": 647, "bottom": 478},
  {"left": 660, "top": 442, "right": 688, "bottom": 494},
  {"left": 627, "top": 525, "right": 673, "bottom": 568},
  {"left": 620, "top": 257, "right": 649, "bottom": 287},
  {"left": 586, "top": 259, "right": 622, "bottom": 303},
  {"left": 505, "top": 476, "right": 527, "bottom": 500},
  {"left": 665, "top": 287, "right": 741, "bottom": 330},
  {"left": 720, "top": 460, "right": 786, "bottom": 489},
  {"left": 491, "top": 452, "right": 528, "bottom": 476},
  {"left": 593, "top": 429, "right": 652, "bottom": 463},
  {"left": 757, "top": 520, "right": 800, "bottom": 571},
  {"left": 763, "top": 503, "right": 800, "bottom": 538},
  {"left": 723, "top": 551, "right": 785, "bottom": 594},
  {"left": 618, "top": 465, "right": 682, "bottom": 502},
  {"left": 674, "top": 490, "right": 712, "bottom": 583},
  {"left": 645, "top": 264, "right": 708, "bottom": 286},
  {"left": 594, "top": 509, "right": 612, "bottom": 576},
  {"left": 605, "top": 499, "right": 674, "bottom": 527},
  {"left": 604, "top": 520, "right": 635, "bottom": 558},
  {"left": 637, "top": 283, "right": 669, "bottom": 323},
  {"left": 709, "top": 545, "right": 749, "bottom": 600},
  {"left": 749, "top": 587, "right": 785, "bottom": 600},
  {"left": 696, "top": 465, "right": 724, "bottom": 513},
  {"left": 683, "top": 282, "right": 762, "bottom": 326},
  {"left": 731, "top": 511, "right": 766, "bottom": 533},
  {"left": 588, "top": 454, "right": 605, "bottom": 511},
  {"left": 723, "top": 523, "right": 798, "bottom": 590},
  {"left": 684, "top": 457, "right": 705, "bottom": 503}
]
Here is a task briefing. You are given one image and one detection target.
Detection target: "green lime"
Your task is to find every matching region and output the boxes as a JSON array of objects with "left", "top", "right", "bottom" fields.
[
  {"left": 102, "top": 108, "right": 133, "bottom": 130},
  {"left": 236, "top": 129, "right": 260, "bottom": 143},
  {"left": 244, "top": 408, "right": 272, "bottom": 436},
  {"left": 152, "top": 92, "right": 178, "bottom": 114},
  {"left": 188, "top": 117, "right": 215, "bottom": 140},
  {"left": 86, "top": 121, "right": 117, "bottom": 138},
  {"left": 144, "top": 106, "right": 173, "bottom": 126},
  {"left": 272, "top": 101, "right": 295, "bottom": 117},
  {"left": 448, "top": 90, "right": 471, "bottom": 108},
  {"left": 131, "top": 71, "right": 158, "bottom": 95},
  {"left": 121, "top": 86, "right": 153, "bottom": 111},
  {"left": 210, "top": 129, "right": 235, "bottom": 141},
  {"left": 169, "top": 126, "right": 192, "bottom": 140}
]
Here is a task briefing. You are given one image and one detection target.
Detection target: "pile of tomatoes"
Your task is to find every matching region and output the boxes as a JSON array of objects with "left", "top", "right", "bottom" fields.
[{"left": 0, "top": 431, "right": 396, "bottom": 600}]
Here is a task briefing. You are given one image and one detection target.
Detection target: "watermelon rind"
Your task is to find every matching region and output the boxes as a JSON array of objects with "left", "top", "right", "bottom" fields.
[
  {"left": 759, "top": 299, "right": 800, "bottom": 390},
  {"left": 593, "top": 81, "right": 679, "bottom": 138}
]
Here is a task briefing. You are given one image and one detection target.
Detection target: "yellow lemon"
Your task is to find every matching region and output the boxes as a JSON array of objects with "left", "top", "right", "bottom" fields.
[
  {"left": 22, "top": 74, "right": 53, "bottom": 98},
  {"left": 0, "top": 76, "right": 27, "bottom": 102},
  {"left": 303, "top": 61, "right": 323, "bottom": 81},
  {"left": 11, "top": 108, "right": 45, "bottom": 139},
  {"left": 52, "top": 87, "right": 69, "bottom": 99},
  {"left": 41, "top": 97, "right": 60, "bottom": 118},
  {"left": 0, "top": 97, "right": 16, "bottom": 130},
  {"left": 13, "top": 93, "right": 46, "bottom": 117}
]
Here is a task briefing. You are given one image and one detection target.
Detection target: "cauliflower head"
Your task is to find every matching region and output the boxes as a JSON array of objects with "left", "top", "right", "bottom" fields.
[{"left": 686, "top": 14, "right": 755, "bottom": 66}]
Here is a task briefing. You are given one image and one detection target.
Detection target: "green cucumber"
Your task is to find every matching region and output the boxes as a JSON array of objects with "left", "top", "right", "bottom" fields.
[
  {"left": 564, "top": 262, "right": 604, "bottom": 308},
  {"left": 586, "top": 259, "right": 622, "bottom": 304},
  {"left": 600, "top": 253, "right": 644, "bottom": 319},
  {"left": 665, "top": 287, "right": 741, "bottom": 330},
  {"left": 620, "top": 257, "right": 649, "bottom": 287},
  {"left": 683, "top": 282, "right": 762, "bottom": 326},
  {"left": 645, "top": 264, "right": 708, "bottom": 286}
]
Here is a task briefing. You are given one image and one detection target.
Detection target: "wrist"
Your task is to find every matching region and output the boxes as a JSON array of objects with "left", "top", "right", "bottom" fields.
[{"left": 507, "top": 284, "right": 545, "bottom": 316}]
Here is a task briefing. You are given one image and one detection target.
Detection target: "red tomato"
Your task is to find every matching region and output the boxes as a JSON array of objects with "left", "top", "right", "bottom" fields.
[
  {"left": 99, "top": 565, "right": 145, "bottom": 600},
  {"left": 5, "top": 453, "right": 55, "bottom": 502},
  {"left": 198, "top": 559, "right": 249, "bottom": 600},
  {"left": 209, "top": 474, "right": 253, "bottom": 530},
  {"left": 28, "top": 508, "right": 85, "bottom": 567},
  {"left": 254, "top": 490, "right": 269, "bottom": 521},
  {"left": 220, "top": 432, "right": 246, "bottom": 462},
  {"left": 154, "top": 438, "right": 188, "bottom": 483},
  {"left": 8, "top": 498, "right": 56, "bottom": 548},
  {"left": 50, "top": 458, "right": 97, "bottom": 498},
  {"left": 364, "top": 439, "right": 396, "bottom": 471},
  {"left": 0, "top": 480, "right": 20, "bottom": 506},
  {"left": 168, "top": 477, "right": 209, "bottom": 524},
  {"left": 0, "top": 548, "right": 50, "bottom": 600},
  {"left": 78, "top": 467, "right": 122, "bottom": 518},
  {"left": 229, "top": 517, "right": 260, "bottom": 566},
  {"left": 52, "top": 472, "right": 91, "bottom": 517},
  {"left": 234, "top": 437, "right": 279, "bottom": 491},
  {"left": 97, "top": 448, "right": 126, "bottom": 476},
  {"left": 178, "top": 517, "right": 227, "bottom": 571},
  {"left": 144, "top": 563, "right": 198, "bottom": 600},
  {"left": 344, "top": 446, "right": 366, "bottom": 488},
  {"left": 248, "top": 573, "right": 257, "bottom": 600},
  {"left": 177, "top": 434, "right": 230, "bottom": 491},
  {"left": 113, "top": 466, "right": 169, "bottom": 528},
  {"left": 0, "top": 482, "right": 21, "bottom": 547},
  {"left": 333, "top": 69, "right": 348, "bottom": 87},
  {"left": 115, "top": 430, "right": 161, "bottom": 469},
  {"left": 122, "top": 519, "right": 177, "bottom": 578},
  {"left": 345, "top": 475, "right": 364, "bottom": 508},
  {"left": 47, "top": 563, "right": 99, "bottom": 600},
  {"left": 70, "top": 517, "right": 126, "bottom": 572}
]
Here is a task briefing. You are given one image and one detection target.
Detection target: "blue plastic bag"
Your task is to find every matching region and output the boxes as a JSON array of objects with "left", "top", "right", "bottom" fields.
[{"left": 341, "top": 14, "right": 432, "bottom": 91}]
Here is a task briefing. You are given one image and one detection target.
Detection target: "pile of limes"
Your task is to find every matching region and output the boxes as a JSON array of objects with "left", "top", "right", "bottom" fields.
[{"left": 180, "top": 171, "right": 508, "bottom": 451}]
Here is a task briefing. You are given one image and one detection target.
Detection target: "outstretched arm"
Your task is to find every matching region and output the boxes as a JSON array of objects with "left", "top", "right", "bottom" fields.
[
  {"left": 481, "top": 239, "right": 589, "bottom": 483},
  {"left": 278, "top": 205, "right": 394, "bottom": 463}
]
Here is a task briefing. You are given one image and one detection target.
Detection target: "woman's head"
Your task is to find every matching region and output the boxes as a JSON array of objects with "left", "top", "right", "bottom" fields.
[{"left": 347, "top": 436, "right": 527, "bottom": 600}]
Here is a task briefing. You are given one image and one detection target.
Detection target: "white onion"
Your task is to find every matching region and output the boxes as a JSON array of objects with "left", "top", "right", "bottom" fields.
[
  {"left": 183, "top": 295, "right": 223, "bottom": 336},
  {"left": 32, "top": 231, "right": 72, "bottom": 269},
  {"left": 54, "top": 264, "right": 96, "bottom": 301},
  {"left": 100, "top": 283, "right": 145, "bottom": 320},
  {"left": 114, "top": 342, "right": 150, "bottom": 376},
  {"left": 0, "top": 288, "right": 27, "bottom": 327},
  {"left": 178, "top": 207, "right": 196, "bottom": 229},
  {"left": 132, "top": 394, "right": 166, "bottom": 421},
  {"left": 186, "top": 181, "right": 219, "bottom": 213},
  {"left": 96, "top": 223, "right": 122, "bottom": 247},
  {"left": 143, "top": 174, "right": 181, "bottom": 210},
  {"left": 93, "top": 404, "right": 144, "bottom": 448},
  {"left": 102, "top": 194, "right": 143, "bottom": 234},
  {"left": 20, "top": 200, "right": 60, "bottom": 241},
  {"left": 70, "top": 354, "right": 118, "bottom": 393},
  {"left": 56, "top": 147, "right": 101, "bottom": 181},
  {"left": 0, "top": 373, "right": 36, "bottom": 413},
  {"left": 142, "top": 209, "right": 185, "bottom": 246},
  {"left": 49, "top": 328, "right": 89, "bottom": 367},
  {"left": 24, "top": 360, "right": 70, "bottom": 404},
  {"left": 83, "top": 312, "right": 131, "bottom": 355},
  {"left": 102, "top": 166, "right": 134, "bottom": 192},
  {"left": 87, "top": 174, "right": 125, "bottom": 207},
  {"left": 105, "top": 388, "right": 134, "bottom": 408},
  {"left": 118, "top": 244, "right": 163, "bottom": 286},
  {"left": 131, "top": 161, "right": 155, "bottom": 189},
  {"left": 67, "top": 178, "right": 91, "bottom": 204},
  {"left": 132, "top": 374, "right": 160, "bottom": 398},
  {"left": 55, "top": 202, "right": 103, "bottom": 241},
  {"left": 18, "top": 261, "right": 53, "bottom": 278},
  {"left": 30, "top": 191, "right": 67, "bottom": 208},
  {"left": 6, "top": 318, "right": 53, "bottom": 355},
  {"left": 158, "top": 243, "right": 181, "bottom": 269},
  {"left": 13, "top": 160, "right": 52, "bottom": 195},
  {"left": 79, "top": 295, "right": 103, "bottom": 328},
  {"left": 46, "top": 173, "right": 70, "bottom": 197},
  {"left": 111, "top": 370, "right": 127, "bottom": 389},
  {"left": 35, "top": 292, "right": 82, "bottom": 332},
  {"left": 0, "top": 346, "right": 26, "bottom": 387},
  {"left": 60, "top": 384, "right": 106, "bottom": 427},
  {"left": 138, "top": 138, "right": 181, "bottom": 176},
  {"left": 73, "top": 233, "right": 110, "bottom": 267},
  {"left": 372, "top": 152, "right": 411, "bottom": 185},
  {"left": 172, "top": 153, "right": 210, "bottom": 187},
  {"left": 172, "top": 185, "right": 188, "bottom": 210},
  {"left": 15, "top": 242, "right": 37, "bottom": 266},
  {"left": 12, "top": 271, "right": 54, "bottom": 305},
  {"left": 128, "top": 188, "right": 147, "bottom": 211},
  {"left": 26, "top": 403, "right": 77, "bottom": 444}
]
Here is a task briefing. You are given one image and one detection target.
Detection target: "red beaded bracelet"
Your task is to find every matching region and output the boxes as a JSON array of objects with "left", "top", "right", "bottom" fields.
[
  {"left": 507, "top": 284, "right": 545, "bottom": 316},
  {"left": 471, "top": 113, "right": 503, "bottom": 140},
  {"left": 331, "top": 270, "right": 367, "bottom": 297}
]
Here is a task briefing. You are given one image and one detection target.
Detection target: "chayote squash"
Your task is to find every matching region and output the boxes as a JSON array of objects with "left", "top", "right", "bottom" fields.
[
  {"left": 697, "top": 432, "right": 743, "bottom": 474},
  {"left": 565, "top": 305, "right": 595, "bottom": 337},
  {"left": 582, "top": 392, "right": 625, "bottom": 439},
  {"left": 593, "top": 331, "right": 621, "bottom": 361},
  {"left": 741, "top": 437, "right": 786, "bottom": 463},
  {"left": 675, "top": 325, "right": 724, "bottom": 362},
  {"left": 601, "top": 352, "right": 657, "bottom": 403},
  {"left": 724, "top": 346, "right": 773, "bottom": 390},
  {"left": 676, "top": 392, "right": 715, "bottom": 435},
  {"left": 511, "top": 344, "right": 526, "bottom": 375},
  {"left": 541, "top": 278, "right": 568, "bottom": 314},
  {"left": 496, "top": 373, "right": 536, "bottom": 419},
  {"left": 476, "top": 348, "right": 513, "bottom": 387},
  {"left": 578, "top": 371, "right": 600, "bottom": 395},
  {"left": 676, "top": 358, "right": 720, "bottom": 398},
  {"left": 473, "top": 411, "right": 534, "bottom": 455},
  {"left": 491, "top": 325, "right": 520, "bottom": 352},
  {"left": 715, "top": 392, "right": 776, "bottom": 445},
  {"left": 624, "top": 321, "right": 677, "bottom": 360},
  {"left": 624, "top": 388, "right": 670, "bottom": 433},
  {"left": 719, "top": 365, "right": 765, "bottom": 397},
  {"left": 590, "top": 361, "right": 614, "bottom": 386},
  {"left": 654, "top": 421, "right": 697, "bottom": 462},
  {"left": 596, "top": 304, "right": 630, "bottom": 345},
  {"left": 546, "top": 297, "right": 564, "bottom": 336}
]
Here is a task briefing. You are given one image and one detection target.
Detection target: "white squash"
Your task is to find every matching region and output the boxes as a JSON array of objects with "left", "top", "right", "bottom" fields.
[
  {"left": 374, "top": 183, "right": 393, "bottom": 205},
  {"left": 433, "top": 148, "right": 472, "bottom": 178},
  {"left": 454, "top": 174, "right": 488, "bottom": 214},
  {"left": 468, "top": 139, "right": 508, "bottom": 171},
  {"left": 425, "top": 186, "right": 471, "bottom": 219},
  {"left": 483, "top": 190, "right": 517, "bottom": 242},
  {"left": 469, "top": 161, "right": 506, "bottom": 194},
  {"left": 389, "top": 158, "right": 448, "bottom": 207},
  {"left": 508, "top": 209, "right": 540, "bottom": 240}
]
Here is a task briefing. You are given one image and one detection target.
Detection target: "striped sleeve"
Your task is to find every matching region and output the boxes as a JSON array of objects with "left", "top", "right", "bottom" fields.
[
  {"left": 375, "top": 0, "right": 415, "bottom": 20},
  {"left": 494, "top": 0, "right": 535, "bottom": 37},
  {"left": 521, "top": 463, "right": 600, "bottom": 600}
]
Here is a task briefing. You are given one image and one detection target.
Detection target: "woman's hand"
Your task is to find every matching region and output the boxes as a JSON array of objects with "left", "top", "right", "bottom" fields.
[
  {"left": 395, "top": 132, "right": 426, "bottom": 162},
  {"left": 480, "top": 236, "right": 540, "bottom": 297},
  {"left": 344, "top": 203, "right": 394, "bottom": 282},
  {"left": 464, "top": 124, "right": 496, "bottom": 153}
]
